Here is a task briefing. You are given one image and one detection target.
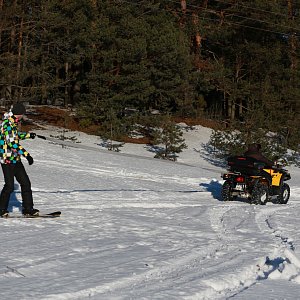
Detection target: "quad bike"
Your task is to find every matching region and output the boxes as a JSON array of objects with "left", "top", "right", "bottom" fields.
[{"left": 221, "top": 156, "right": 291, "bottom": 205}]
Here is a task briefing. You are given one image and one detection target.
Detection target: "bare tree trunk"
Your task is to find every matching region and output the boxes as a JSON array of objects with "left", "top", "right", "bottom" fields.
[
  {"left": 10, "top": 0, "right": 17, "bottom": 52},
  {"left": 90, "top": 0, "right": 97, "bottom": 8},
  {"left": 65, "top": 62, "right": 69, "bottom": 107},
  {"left": 10, "top": 25, "right": 16, "bottom": 53},
  {"left": 202, "top": 0, "right": 208, "bottom": 8},
  {"left": 192, "top": 13, "right": 201, "bottom": 51},
  {"left": 7, "top": 0, "right": 18, "bottom": 102},
  {"left": 16, "top": 17, "right": 24, "bottom": 84},
  {"left": 289, "top": 34, "right": 297, "bottom": 71},
  {"left": 192, "top": 12, "right": 203, "bottom": 70},
  {"left": 90, "top": 0, "right": 97, "bottom": 75},
  {"left": 227, "top": 98, "right": 236, "bottom": 121},
  {"left": 180, "top": 0, "right": 186, "bottom": 12},
  {"left": 287, "top": 0, "right": 293, "bottom": 19},
  {"left": 287, "top": 0, "right": 298, "bottom": 82},
  {"left": 0, "top": 0, "right": 3, "bottom": 50},
  {"left": 180, "top": 0, "right": 186, "bottom": 27}
]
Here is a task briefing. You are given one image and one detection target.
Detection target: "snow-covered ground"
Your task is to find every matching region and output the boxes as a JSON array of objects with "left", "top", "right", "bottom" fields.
[{"left": 1, "top": 124, "right": 300, "bottom": 300}]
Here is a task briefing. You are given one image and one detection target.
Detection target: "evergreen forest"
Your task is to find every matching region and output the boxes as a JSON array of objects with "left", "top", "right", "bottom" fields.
[{"left": 0, "top": 1, "right": 299, "bottom": 157}]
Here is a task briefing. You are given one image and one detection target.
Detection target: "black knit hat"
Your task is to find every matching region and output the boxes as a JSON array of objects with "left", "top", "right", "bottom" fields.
[{"left": 12, "top": 103, "right": 26, "bottom": 115}]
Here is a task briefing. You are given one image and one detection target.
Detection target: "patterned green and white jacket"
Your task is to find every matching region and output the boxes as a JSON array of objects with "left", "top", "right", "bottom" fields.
[{"left": 0, "top": 111, "right": 31, "bottom": 164}]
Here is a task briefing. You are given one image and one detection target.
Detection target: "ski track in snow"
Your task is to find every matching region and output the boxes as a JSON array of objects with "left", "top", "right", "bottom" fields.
[{"left": 0, "top": 130, "right": 300, "bottom": 299}]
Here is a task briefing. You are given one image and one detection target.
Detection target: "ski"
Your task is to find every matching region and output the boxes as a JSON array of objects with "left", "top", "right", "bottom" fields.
[{"left": 3, "top": 211, "right": 61, "bottom": 219}]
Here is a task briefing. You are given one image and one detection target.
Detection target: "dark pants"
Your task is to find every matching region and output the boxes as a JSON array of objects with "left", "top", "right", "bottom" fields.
[{"left": 0, "top": 162, "right": 33, "bottom": 211}]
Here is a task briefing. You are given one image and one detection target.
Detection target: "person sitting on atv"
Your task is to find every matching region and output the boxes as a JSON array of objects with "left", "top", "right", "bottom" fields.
[
  {"left": 243, "top": 143, "right": 274, "bottom": 186},
  {"left": 244, "top": 143, "right": 274, "bottom": 167}
]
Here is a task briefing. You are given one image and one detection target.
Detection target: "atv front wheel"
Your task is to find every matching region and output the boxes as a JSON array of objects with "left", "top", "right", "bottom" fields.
[{"left": 277, "top": 183, "right": 290, "bottom": 204}]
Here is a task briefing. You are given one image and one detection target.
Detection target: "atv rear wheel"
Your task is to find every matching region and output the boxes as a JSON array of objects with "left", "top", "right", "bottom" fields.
[
  {"left": 276, "top": 183, "right": 290, "bottom": 204},
  {"left": 221, "top": 181, "right": 234, "bottom": 201},
  {"left": 251, "top": 183, "right": 269, "bottom": 205}
]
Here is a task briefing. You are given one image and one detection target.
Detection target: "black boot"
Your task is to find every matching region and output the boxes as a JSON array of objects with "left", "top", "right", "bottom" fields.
[
  {"left": 22, "top": 208, "right": 39, "bottom": 216},
  {"left": 0, "top": 209, "right": 9, "bottom": 217}
]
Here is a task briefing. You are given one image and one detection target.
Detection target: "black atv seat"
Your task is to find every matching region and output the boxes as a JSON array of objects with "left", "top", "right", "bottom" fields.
[{"left": 227, "top": 156, "right": 265, "bottom": 175}]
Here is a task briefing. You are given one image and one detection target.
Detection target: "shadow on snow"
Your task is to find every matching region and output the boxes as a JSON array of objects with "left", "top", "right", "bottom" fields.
[
  {"left": 8, "top": 184, "right": 23, "bottom": 212},
  {"left": 200, "top": 180, "right": 222, "bottom": 201}
]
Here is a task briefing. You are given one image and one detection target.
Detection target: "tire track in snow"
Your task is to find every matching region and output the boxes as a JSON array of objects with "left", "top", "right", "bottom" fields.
[
  {"left": 37, "top": 205, "right": 231, "bottom": 300},
  {"left": 186, "top": 205, "right": 265, "bottom": 299},
  {"left": 254, "top": 204, "right": 300, "bottom": 284},
  {"left": 40, "top": 241, "right": 227, "bottom": 300},
  {"left": 184, "top": 204, "right": 297, "bottom": 299},
  {"left": 202, "top": 203, "right": 300, "bottom": 299},
  {"left": 255, "top": 205, "right": 296, "bottom": 251},
  {"left": 41, "top": 204, "right": 266, "bottom": 300}
]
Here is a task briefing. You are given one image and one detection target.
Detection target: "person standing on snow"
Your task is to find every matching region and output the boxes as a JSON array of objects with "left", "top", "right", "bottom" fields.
[{"left": 0, "top": 103, "right": 39, "bottom": 217}]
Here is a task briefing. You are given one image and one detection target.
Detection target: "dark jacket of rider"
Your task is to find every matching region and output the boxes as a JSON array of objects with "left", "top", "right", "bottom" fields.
[{"left": 244, "top": 143, "right": 274, "bottom": 167}]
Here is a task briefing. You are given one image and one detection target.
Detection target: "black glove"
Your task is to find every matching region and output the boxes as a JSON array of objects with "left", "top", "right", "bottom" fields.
[
  {"left": 26, "top": 155, "right": 34, "bottom": 165},
  {"left": 30, "top": 132, "right": 36, "bottom": 139}
]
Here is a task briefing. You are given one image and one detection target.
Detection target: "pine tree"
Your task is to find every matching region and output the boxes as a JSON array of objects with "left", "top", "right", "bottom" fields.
[
  {"left": 77, "top": 1, "right": 195, "bottom": 125},
  {"left": 153, "top": 116, "right": 187, "bottom": 161}
]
